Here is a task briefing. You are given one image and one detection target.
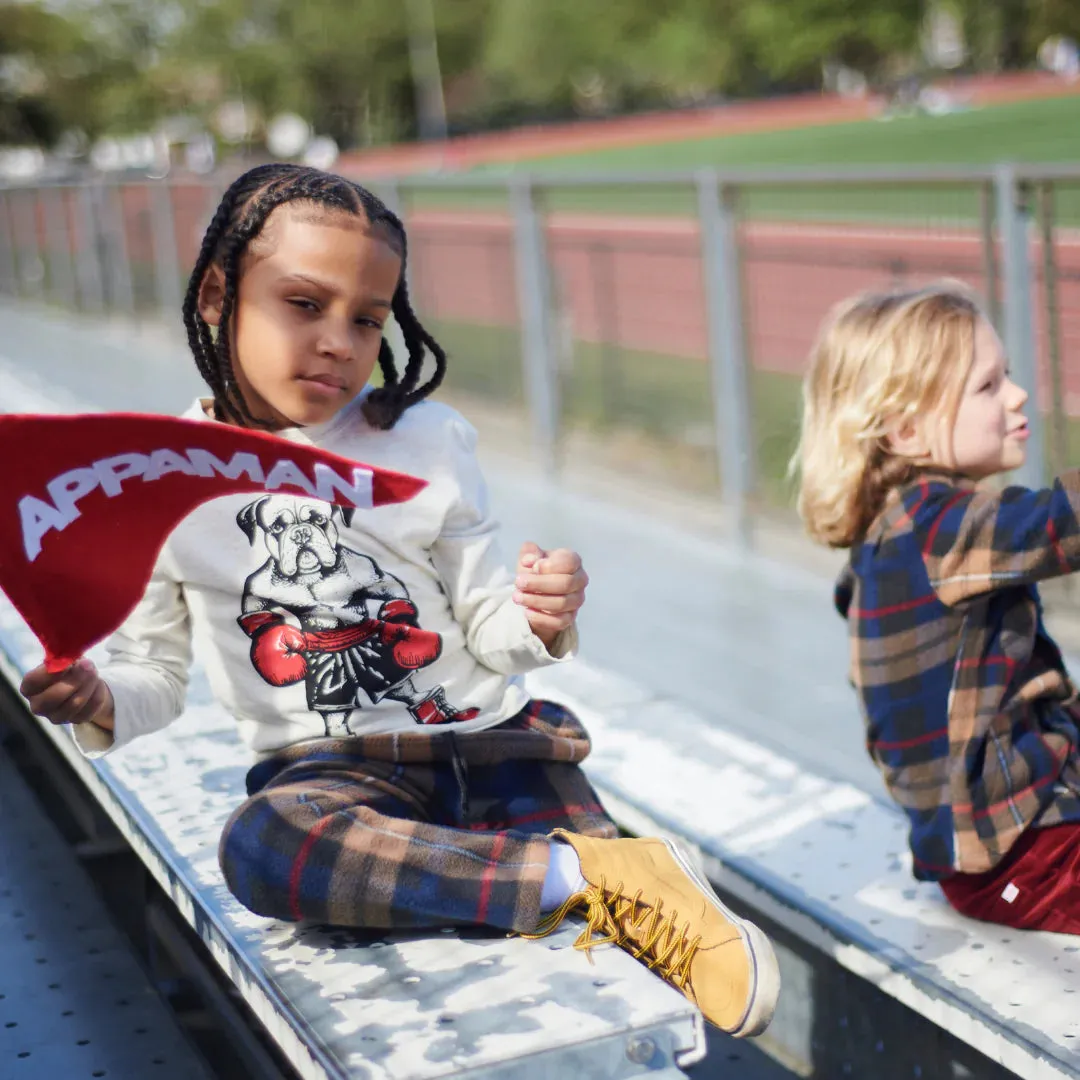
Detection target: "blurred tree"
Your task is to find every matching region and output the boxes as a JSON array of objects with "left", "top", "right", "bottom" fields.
[
  {"left": 480, "top": 0, "right": 752, "bottom": 121},
  {"left": 1026, "top": 0, "right": 1080, "bottom": 51},
  {"left": 0, "top": 0, "right": 179, "bottom": 146},
  {"left": 740, "top": 0, "right": 924, "bottom": 88},
  {"left": 0, "top": 3, "right": 88, "bottom": 144},
  {"left": 66, "top": 1, "right": 182, "bottom": 134},
  {"left": 1, "top": 0, "right": 493, "bottom": 148},
  {"left": 4, "top": 0, "right": 1075, "bottom": 151},
  {"left": 953, "top": 0, "right": 1080, "bottom": 70},
  {"left": 167, "top": 0, "right": 490, "bottom": 147},
  {"left": 281, "top": 0, "right": 413, "bottom": 145},
  {"left": 953, "top": 0, "right": 1025, "bottom": 70}
]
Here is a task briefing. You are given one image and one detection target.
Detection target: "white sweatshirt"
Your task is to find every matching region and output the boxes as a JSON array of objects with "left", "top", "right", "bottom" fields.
[{"left": 75, "top": 393, "right": 573, "bottom": 760}]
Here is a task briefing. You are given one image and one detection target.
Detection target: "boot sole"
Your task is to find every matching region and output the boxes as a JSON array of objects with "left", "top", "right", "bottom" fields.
[{"left": 662, "top": 838, "right": 781, "bottom": 1038}]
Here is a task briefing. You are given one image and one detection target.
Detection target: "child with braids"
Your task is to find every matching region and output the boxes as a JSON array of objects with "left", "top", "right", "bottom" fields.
[
  {"left": 794, "top": 281, "right": 1080, "bottom": 936},
  {"left": 19, "top": 164, "right": 779, "bottom": 1035}
]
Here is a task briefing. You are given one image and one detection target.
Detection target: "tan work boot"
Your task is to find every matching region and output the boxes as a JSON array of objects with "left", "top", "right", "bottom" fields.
[{"left": 523, "top": 829, "right": 780, "bottom": 1037}]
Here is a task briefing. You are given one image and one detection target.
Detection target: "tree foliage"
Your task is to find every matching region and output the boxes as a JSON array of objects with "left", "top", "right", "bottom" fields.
[
  {"left": 2, "top": 0, "right": 1078, "bottom": 150},
  {"left": 741, "top": 0, "right": 924, "bottom": 86}
]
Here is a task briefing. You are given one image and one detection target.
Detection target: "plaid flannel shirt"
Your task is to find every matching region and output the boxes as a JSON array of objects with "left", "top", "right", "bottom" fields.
[{"left": 836, "top": 470, "right": 1080, "bottom": 880}]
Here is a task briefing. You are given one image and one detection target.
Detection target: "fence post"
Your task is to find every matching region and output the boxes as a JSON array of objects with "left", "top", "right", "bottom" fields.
[
  {"left": 510, "top": 176, "right": 559, "bottom": 474},
  {"left": 75, "top": 183, "right": 106, "bottom": 314},
  {"left": 588, "top": 242, "right": 622, "bottom": 427},
  {"left": 12, "top": 189, "right": 44, "bottom": 298},
  {"left": 696, "top": 170, "right": 755, "bottom": 546},
  {"left": 995, "top": 163, "right": 1044, "bottom": 488},
  {"left": 1037, "top": 182, "right": 1066, "bottom": 477},
  {"left": 0, "top": 190, "right": 17, "bottom": 296},
  {"left": 43, "top": 186, "right": 77, "bottom": 310},
  {"left": 150, "top": 181, "right": 183, "bottom": 317},
  {"left": 978, "top": 181, "right": 1001, "bottom": 330},
  {"left": 104, "top": 182, "right": 135, "bottom": 315}
]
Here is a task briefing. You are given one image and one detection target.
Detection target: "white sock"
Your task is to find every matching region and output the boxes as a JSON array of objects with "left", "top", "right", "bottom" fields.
[{"left": 539, "top": 840, "right": 587, "bottom": 910}]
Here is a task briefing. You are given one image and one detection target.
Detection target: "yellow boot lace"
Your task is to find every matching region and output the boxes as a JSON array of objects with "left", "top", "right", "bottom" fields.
[{"left": 521, "top": 878, "right": 702, "bottom": 992}]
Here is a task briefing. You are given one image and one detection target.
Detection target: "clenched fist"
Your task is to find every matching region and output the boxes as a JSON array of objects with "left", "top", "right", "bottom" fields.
[
  {"left": 20, "top": 658, "right": 115, "bottom": 731},
  {"left": 513, "top": 542, "right": 589, "bottom": 649}
]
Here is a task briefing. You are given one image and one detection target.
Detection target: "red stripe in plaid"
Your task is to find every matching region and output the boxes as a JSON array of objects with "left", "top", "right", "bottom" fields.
[
  {"left": 915, "top": 855, "right": 955, "bottom": 876},
  {"left": 874, "top": 727, "right": 948, "bottom": 751},
  {"left": 921, "top": 490, "right": 967, "bottom": 555},
  {"left": 1036, "top": 731, "right": 1071, "bottom": 759},
  {"left": 1046, "top": 516, "right": 1070, "bottom": 575},
  {"left": 288, "top": 812, "right": 337, "bottom": 920},
  {"left": 476, "top": 831, "right": 507, "bottom": 924},
  {"left": 956, "top": 655, "right": 1010, "bottom": 670},
  {"left": 951, "top": 762, "right": 1061, "bottom": 817},
  {"left": 851, "top": 594, "right": 936, "bottom": 618}
]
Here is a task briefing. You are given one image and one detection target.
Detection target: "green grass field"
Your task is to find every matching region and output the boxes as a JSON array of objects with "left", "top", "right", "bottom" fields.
[
  {"left": 505, "top": 94, "right": 1080, "bottom": 172},
  {"left": 402, "top": 95, "right": 1080, "bottom": 224},
  {"left": 432, "top": 318, "right": 806, "bottom": 504}
]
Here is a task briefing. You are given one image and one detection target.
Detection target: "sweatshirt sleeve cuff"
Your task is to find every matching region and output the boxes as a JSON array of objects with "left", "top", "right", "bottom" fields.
[
  {"left": 70, "top": 719, "right": 116, "bottom": 758},
  {"left": 522, "top": 622, "right": 578, "bottom": 666},
  {"left": 70, "top": 670, "right": 168, "bottom": 759}
]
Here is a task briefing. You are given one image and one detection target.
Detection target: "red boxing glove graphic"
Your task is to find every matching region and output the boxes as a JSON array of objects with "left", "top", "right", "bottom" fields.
[
  {"left": 377, "top": 600, "right": 442, "bottom": 669},
  {"left": 379, "top": 599, "right": 419, "bottom": 626},
  {"left": 240, "top": 611, "right": 308, "bottom": 686}
]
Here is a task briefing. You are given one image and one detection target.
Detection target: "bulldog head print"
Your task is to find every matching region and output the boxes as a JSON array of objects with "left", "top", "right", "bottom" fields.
[{"left": 236, "top": 495, "right": 356, "bottom": 578}]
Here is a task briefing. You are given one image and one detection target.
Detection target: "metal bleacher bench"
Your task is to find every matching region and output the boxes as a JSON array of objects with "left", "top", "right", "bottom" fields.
[
  {"left": 4, "top": 590, "right": 1080, "bottom": 1079},
  {"left": 0, "top": 598, "right": 706, "bottom": 1080},
  {"left": 521, "top": 664, "right": 1080, "bottom": 1080}
]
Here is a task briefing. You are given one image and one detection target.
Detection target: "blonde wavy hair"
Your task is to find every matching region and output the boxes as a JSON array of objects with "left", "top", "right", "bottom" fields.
[{"left": 792, "top": 281, "right": 982, "bottom": 549}]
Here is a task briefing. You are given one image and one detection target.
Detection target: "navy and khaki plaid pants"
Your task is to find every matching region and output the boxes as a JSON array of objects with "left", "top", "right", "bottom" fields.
[{"left": 217, "top": 700, "right": 617, "bottom": 933}]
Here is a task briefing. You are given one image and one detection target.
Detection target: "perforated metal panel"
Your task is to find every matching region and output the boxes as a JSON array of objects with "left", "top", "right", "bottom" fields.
[{"left": 0, "top": 750, "right": 212, "bottom": 1080}]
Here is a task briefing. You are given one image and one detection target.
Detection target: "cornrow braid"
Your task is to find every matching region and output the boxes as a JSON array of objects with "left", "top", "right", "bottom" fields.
[
  {"left": 362, "top": 276, "right": 447, "bottom": 429},
  {"left": 182, "top": 165, "right": 298, "bottom": 424},
  {"left": 344, "top": 182, "right": 448, "bottom": 431},
  {"left": 180, "top": 163, "right": 447, "bottom": 430}
]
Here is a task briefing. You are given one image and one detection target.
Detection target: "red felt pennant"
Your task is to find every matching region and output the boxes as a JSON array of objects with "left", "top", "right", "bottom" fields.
[{"left": 0, "top": 413, "right": 426, "bottom": 672}]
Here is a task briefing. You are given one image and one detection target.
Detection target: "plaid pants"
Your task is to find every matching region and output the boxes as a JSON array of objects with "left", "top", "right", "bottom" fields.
[{"left": 217, "top": 700, "right": 617, "bottom": 933}]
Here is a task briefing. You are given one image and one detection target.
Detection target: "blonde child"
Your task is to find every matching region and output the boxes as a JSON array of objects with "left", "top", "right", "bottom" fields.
[
  {"left": 794, "top": 281, "right": 1080, "bottom": 932},
  {"left": 19, "top": 163, "right": 779, "bottom": 1035}
]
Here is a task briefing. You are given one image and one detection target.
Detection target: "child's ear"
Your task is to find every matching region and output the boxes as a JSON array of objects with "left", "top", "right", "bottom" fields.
[
  {"left": 885, "top": 416, "right": 926, "bottom": 460},
  {"left": 197, "top": 265, "right": 226, "bottom": 327}
]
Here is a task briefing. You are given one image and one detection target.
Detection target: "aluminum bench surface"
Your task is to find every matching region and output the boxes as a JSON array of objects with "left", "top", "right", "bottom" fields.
[{"left": 0, "top": 601, "right": 704, "bottom": 1080}]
